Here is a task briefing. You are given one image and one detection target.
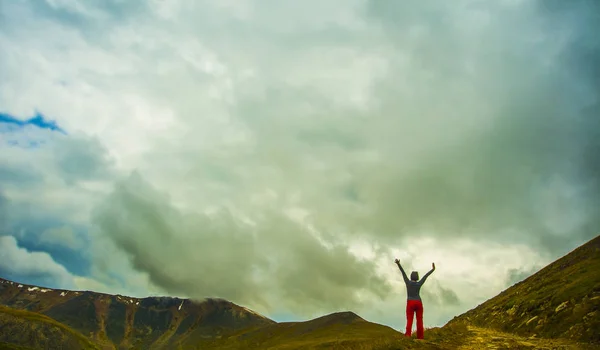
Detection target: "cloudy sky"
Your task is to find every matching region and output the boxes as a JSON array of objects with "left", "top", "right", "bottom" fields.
[{"left": 0, "top": 0, "right": 599, "bottom": 330}]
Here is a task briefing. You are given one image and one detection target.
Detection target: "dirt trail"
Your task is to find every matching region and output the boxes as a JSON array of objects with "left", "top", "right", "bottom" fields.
[{"left": 457, "top": 326, "right": 600, "bottom": 350}]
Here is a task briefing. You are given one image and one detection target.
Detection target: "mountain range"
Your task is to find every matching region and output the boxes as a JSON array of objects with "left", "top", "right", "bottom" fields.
[{"left": 1, "top": 234, "right": 599, "bottom": 349}]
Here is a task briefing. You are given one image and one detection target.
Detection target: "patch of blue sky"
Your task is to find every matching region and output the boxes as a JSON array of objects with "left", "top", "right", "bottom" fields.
[
  {"left": 0, "top": 111, "right": 67, "bottom": 134},
  {"left": 268, "top": 311, "right": 303, "bottom": 323},
  {"left": 1, "top": 111, "right": 66, "bottom": 148}
]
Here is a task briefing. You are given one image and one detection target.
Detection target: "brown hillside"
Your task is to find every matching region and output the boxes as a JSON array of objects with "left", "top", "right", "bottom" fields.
[
  {"left": 447, "top": 234, "right": 600, "bottom": 344},
  {"left": 0, "top": 278, "right": 274, "bottom": 349}
]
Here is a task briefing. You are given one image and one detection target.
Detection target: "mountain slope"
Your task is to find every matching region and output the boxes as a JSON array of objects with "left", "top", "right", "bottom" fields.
[
  {"left": 455, "top": 325, "right": 600, "bottom": 350},
  {"left": 447, "top": 234, "right": 600, "bottom": 344},
  {"left": 0, "top": 278, "right": 274, "bottom": 349},
  {"left": 0, "top": 305, "right": 99, "bottom": 350}
]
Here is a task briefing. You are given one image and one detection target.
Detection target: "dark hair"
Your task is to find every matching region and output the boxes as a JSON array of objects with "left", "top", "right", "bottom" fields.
[{"left": 410, "top": 271, "right": 419, "bottom": 281}]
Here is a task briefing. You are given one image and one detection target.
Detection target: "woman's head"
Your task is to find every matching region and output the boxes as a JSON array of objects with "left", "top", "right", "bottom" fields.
[{"left": 410, "top": 271, "right": 419, "bottom": 281}]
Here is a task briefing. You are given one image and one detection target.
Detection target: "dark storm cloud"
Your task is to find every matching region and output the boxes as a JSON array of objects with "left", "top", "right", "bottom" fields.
[{"left": 92, "top": 171, "right": 392, "bottom": 315}]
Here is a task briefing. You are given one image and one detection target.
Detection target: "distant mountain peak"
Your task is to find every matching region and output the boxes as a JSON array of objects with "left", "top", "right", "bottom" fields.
[{"left": 302, "top": 310, "right": 366, "bottom": 328}]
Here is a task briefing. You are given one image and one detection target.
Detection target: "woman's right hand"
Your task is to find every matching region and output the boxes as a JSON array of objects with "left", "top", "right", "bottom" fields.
[{"left": 432, "top": 262, "right": 436, "bottom": 270}]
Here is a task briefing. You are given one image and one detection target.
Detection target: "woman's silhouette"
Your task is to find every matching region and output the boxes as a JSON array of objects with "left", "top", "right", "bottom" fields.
[{"left": 394, "top": 258, "right": 435, "bottom": 339}]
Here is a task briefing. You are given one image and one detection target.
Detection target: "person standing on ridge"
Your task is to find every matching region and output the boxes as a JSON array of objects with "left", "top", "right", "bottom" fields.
[{"left": 395, "top": 258, "right": 435, "bottom": 339}]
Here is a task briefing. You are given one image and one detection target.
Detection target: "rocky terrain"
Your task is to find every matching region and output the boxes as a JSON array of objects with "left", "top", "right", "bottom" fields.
[{"left": 1, "top": 234, "right": 599, "bottom": 349}]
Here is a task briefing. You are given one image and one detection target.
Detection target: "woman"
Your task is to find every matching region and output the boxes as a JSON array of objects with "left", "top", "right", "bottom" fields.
[{"left": 394, "top": 258, "right": 435, "bottom": 339}]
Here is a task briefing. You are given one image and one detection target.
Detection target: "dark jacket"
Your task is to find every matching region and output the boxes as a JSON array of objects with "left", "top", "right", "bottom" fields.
[{"left": 397, "top": 264, "right": 434, "bottom": 301}]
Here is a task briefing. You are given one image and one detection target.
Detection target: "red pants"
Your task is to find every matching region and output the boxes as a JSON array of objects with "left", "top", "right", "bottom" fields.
[{"left": 405, "top": 299, "right": 424, "bottom": 339}]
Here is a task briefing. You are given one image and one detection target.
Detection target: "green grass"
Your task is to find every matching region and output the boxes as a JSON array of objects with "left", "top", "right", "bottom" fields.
[
  {"left": 0, "top": 306, "right": 100, "bottom": 350},
  {"left": 186, "top": 320, "right": 473, "bottom": 349},
  {"left": 0, "top": 342, "right": 37, "bottom": 350}
]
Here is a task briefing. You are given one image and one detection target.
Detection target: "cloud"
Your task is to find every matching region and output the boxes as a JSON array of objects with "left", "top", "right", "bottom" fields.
[
  {"left": 0, "top": 233, "right": 126, "bottom": 295},
  {"left": 0, "top": 192, "right": 7, "bottom": 233},
  {"left": 0, "top": 0, "right": 598, "bottom": 328},
  {"left": 0, "top": 235, "right": 75, "bottom": 289},
  {"left": 72, "top": 276, "right": 115, "bottom": 295},
  {"left": 0, "top": 117, "right": 119, "bottom": 287},
  {"left": 505, "top": 265, "right": 543, "bottom": 286},
  {"left": 91, "top": 171, "right": 392, "bottom": 316},
  {"left": 97, "top": 0, "right": 599, "bottom": 258},
  {"left": 39, "top": 225, "right": 85, "bottom": 250},
  {"left": 0, "top": 126, "right": 116, "bottom": 222},
  {"left": 52, "top": 134, "right": 116, "bottom": 185}
]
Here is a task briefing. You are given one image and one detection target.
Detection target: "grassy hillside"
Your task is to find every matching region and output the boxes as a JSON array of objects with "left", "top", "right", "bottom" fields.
[
  {"left": 190, "top": 313, "right": 471, "bottom": 350},
  {"left": 0, "top": 305, "right": 99, "bottom": 350},
  {"left": 0, "top": 343, "right": 38, "bottom": 350},
  {"left": 448, "top": 234, "right": 600, "bottom": 343}
]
